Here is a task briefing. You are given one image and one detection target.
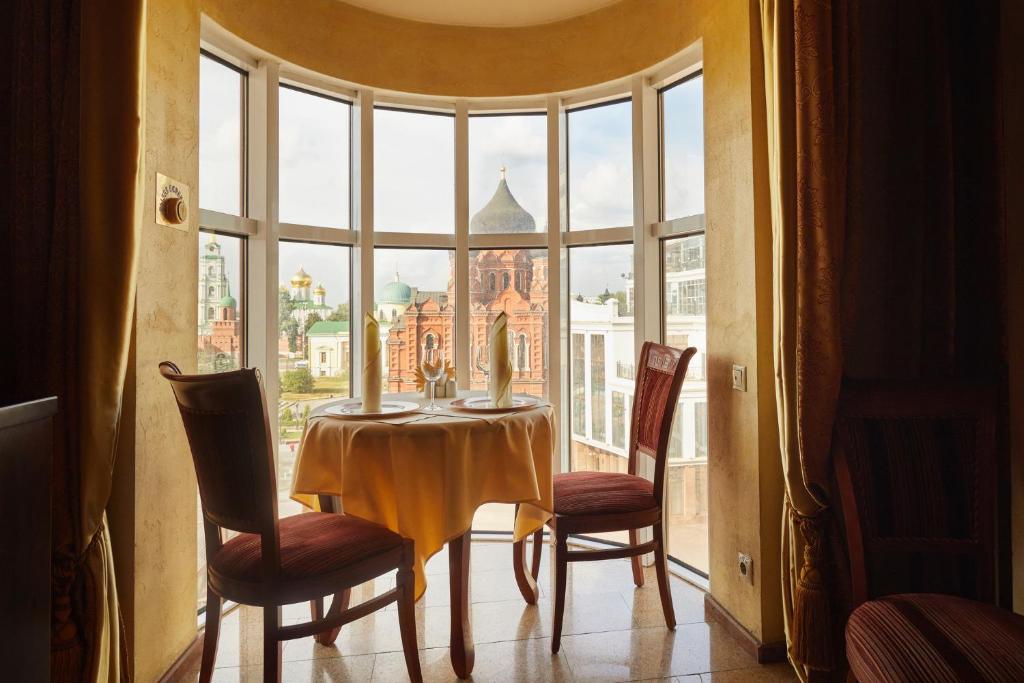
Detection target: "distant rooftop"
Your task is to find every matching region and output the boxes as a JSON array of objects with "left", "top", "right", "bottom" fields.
[{"left": 306, "top": 320, "right": 350, "bottom": 335}]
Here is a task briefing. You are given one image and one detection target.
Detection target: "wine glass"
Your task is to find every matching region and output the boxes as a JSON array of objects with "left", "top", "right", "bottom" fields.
[{"left": 421, "top": 347, "right": 446, "bottom": 411}]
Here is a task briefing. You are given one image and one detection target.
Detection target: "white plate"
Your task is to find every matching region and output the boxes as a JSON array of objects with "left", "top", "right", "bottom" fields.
[
  {"left": 323, "top": 400, "right": 421, "bottom": 420},
  {"left": 449, "top": 395, "right": 540, "bottom": 413}
]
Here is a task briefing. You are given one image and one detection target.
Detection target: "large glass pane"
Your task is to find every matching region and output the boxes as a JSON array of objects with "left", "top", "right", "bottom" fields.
[
  {"left": 569, "top": 244, "right": 635, "bottom": 542},
  {"left": 374, "top": 108, "right": 455, "bottom": 233},
  {"left": 278, "top": 242, "right": 351, "bottom": 518},
  {"left": 662, "top": 74, "right": 705, "bottom": 220},
  {"left": 567, "top": 100, "right": 633, "bottom": 230},
  {"left": 468, "top": 249, "right": 549, "bottom": 397},
  {"left": 199, "top": 54, "right": 244, "bottom": 215},
  {"left": 373, "top": 249, "right": 455, "bottom": 390},
  {"left": 197, "top": 232, "right": 245, "bottom": 373},
  {"left": 195, "top": 230, "right": 245, "bottom": 614},
  {"left": 279, "top": 86, "right": 350, "bottom": 228},
  {"left": 469, "top": 245, "right": 549, "bottom": 532},
  {"left": 662, "top": 233, "right": 708, "bottom": 574},
  {"left": 469, "top": 114, "right": 546, "bottom": 234}
]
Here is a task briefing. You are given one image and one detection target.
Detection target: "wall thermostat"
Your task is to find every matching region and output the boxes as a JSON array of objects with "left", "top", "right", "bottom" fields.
[{"left": 156, "top": 173, "right": 190, "bottom": 231}]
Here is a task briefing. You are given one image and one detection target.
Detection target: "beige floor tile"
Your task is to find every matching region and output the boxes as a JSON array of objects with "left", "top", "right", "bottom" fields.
[
  {"left": 624, "top": 574, "right": 706, "bottom": 628},
  {"left": 372, "top": 638, "right": 573, "bottom": 683},
  {"left": 199, "top": 654, "right": 375, "bottom": 682},
  {"left": 561, "top": 622, "right": 757, "bottom": 682},
  {"left": 282, "top": 603, "right": 453, "bottom": 661},
  {"left": 198, "top": 540, "right": 757, "bottom": 683},
  {"left": 699, "top": 663, "right": 798, "bottom": 682}
]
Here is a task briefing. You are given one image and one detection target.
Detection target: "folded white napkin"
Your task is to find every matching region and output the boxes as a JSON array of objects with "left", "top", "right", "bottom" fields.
[
  {"left": 488, "top": 312, "right": 513, "bottom": 408},
  {"left": 362, "top": 313, "right": 382, "bottom": 413}
]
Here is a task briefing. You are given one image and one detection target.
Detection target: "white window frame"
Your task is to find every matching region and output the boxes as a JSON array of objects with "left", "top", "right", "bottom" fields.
[{"left": 198, "top": 20, "right": 703, "bottom": 578}]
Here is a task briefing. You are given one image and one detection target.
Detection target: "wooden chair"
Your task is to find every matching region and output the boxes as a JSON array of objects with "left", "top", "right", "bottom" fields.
[
  {"left": 160, "top": 363, "right": 422, "bottom": 683},
  {"left": 537, "top": 341, "right": 696, "bottom": 654},
  {"left": 835, "top": 380, "right": 1024, "bottom": 682}
]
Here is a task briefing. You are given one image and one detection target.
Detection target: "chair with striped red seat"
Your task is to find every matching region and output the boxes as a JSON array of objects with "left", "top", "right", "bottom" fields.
[
  {"left": 835, "top": 381, "right": 1024, "bottom": 682},
  {"left": 160, "top": 362, "right": 422, "bottom": 683},
  {"left": 536, "top": 341, "right": 697, "bottom": 654}
]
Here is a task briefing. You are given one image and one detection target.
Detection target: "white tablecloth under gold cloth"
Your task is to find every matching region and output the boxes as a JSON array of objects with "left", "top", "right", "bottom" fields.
[{"left": 291, "top": 392, "right": 554, "bottom": 598}]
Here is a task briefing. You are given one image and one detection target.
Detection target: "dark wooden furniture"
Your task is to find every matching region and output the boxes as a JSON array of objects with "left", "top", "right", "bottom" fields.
[
  {"left": 835, "top": 380, "right": 1024, "bottom": 681},
  {"left": 533, "top": 341, "right": 696, "bottom": 653},
  {"left": 0, "top": 397, "right": 57, "bottom": 683},
  {"left": 161, "top": 363, "right": 421, "bottom": 683}
]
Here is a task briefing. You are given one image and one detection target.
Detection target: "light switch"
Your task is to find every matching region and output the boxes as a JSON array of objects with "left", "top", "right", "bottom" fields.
[{"left": 731, "top": 364, "right": 747, "bottom": 392}]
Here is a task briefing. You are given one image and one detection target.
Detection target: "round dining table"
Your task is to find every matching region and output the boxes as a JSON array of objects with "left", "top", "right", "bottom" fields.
[{"left": 290, "top": 391, "right": 554, "bottom": 678}]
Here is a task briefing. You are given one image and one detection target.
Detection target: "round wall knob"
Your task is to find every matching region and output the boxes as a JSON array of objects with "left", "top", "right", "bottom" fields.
[{"left": 161, "top": 196, "right": 188, "bottom": 224}]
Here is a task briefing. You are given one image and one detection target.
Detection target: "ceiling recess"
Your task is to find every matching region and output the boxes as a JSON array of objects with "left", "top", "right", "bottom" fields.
[{"left": 339, "top": 0, "right": 623, "bottom": 28}]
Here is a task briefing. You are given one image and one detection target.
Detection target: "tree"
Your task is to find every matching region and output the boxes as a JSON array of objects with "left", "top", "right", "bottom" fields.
[
  {"left": 281, "top": 367, "right": 314, "bottom": 394},
  {"left": 280, "top": 318, "right": 299, "bottom": 352},
  {"left": 327, "top": 303, "right": 349, "bottom": 322},
  {"left": 278, "top": 288, "right": 295, "bottom": 326},
  {"left": 280, "top": 406, "right": 294, "bottom": 425}
]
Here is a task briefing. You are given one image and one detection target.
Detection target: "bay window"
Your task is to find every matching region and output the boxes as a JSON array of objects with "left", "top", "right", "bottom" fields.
[{"left": 197, "top": 42, "right": 706, "bottom": 579}]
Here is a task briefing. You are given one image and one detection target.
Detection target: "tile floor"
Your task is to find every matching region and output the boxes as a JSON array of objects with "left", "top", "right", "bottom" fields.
[{"left": 171, "top": 540, "right": 795, "bottom": 682}]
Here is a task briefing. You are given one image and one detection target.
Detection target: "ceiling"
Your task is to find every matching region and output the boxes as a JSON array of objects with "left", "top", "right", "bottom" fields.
[{"left": 338, "top": 0, "right": 623, "bottom": 27}]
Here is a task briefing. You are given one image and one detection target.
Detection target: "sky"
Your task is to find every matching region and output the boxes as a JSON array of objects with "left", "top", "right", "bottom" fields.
[
  {"left": 568, "top": 100, "right": 634, "bottom": 229},
  {"left": 279, "top": 87, "right": 350, "bottom": 228},
  {"left": 469, "top": 114, "right": 547, "bottom": 230},
  {"left": 199, "top": 56, "right": 704, "bottom": 305}
]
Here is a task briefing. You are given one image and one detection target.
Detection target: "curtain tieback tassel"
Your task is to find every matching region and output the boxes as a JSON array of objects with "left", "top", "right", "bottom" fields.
[{"left": 791, "top": 511, "right": 836, "bottom": 672}]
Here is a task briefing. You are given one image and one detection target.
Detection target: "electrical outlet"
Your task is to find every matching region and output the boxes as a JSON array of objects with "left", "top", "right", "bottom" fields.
[
  {"left": 738, "top": 552, "right": 754, "bottom": 584},
  {"left": 731, "top": 364, "right": 747, "bottom": 392}
]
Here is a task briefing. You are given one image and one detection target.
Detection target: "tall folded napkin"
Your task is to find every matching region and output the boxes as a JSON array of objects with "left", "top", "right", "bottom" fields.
[
  {"left": 363, "top": 313, "right": 382, "bottom": 413},
  {"left": 488, "top": 312, "right": 513, "bottom": 408}
]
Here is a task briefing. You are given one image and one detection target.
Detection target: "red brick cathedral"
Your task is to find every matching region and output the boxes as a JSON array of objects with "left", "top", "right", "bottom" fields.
[{"left": 383, "top": 173, "right": 548, "bottom": 396}]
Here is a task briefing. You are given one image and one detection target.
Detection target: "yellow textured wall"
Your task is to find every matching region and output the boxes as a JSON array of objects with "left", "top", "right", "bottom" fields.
[
  {"left": 111, "top": 0, "right": 202, "bottom": 679},
  {"left": 117, "top": 1, "right": 784, "bottom": 676}
]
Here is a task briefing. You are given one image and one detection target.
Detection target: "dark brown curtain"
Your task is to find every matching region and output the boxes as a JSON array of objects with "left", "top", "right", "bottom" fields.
[
  {"left": 761, "top": 0, "right": 1004, "bottom": 680},
  {"left": 2, "top": 0, "right": 145, "bottom": 680}
]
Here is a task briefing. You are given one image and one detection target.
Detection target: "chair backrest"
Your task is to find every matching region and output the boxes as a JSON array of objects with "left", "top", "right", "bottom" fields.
[
  {"left": 627, "top": 342, "right": 697, "bottom": 504},
  {"left": 159, "top": 362, "right": 279, "bottom": 545},
  {"left": 834, "top": 380, "right": 998, "bottom": 607}
]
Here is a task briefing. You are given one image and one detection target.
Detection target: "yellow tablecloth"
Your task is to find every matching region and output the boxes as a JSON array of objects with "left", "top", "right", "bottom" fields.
[{"left": 290, "top": 392, "right": 554, "bottom": 598}]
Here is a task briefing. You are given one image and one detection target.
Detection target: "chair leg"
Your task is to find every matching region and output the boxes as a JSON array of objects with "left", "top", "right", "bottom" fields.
[
  {"left": 551, "top": 529, "right": 569, "bottom": 654},
  {"left": 312, "top": 590, "right": 349, "bottom": 646},
  {"left": 396, "top": 562, "right": 423, "bottom": 683},
  {"left": 263, "top": 606, "right": 282, "bottom": 682},
  {"left": 628, "top": 528, "right": 645, "bottom": 587},
  {"left": 653, "top": 519, "right": 676, "bottom": 629},
  {"left": 530, "top": 527, "right": 543, "bottom": 580},
  {"left": 199, "top": 589, "right": 221, "bottom": 683}
]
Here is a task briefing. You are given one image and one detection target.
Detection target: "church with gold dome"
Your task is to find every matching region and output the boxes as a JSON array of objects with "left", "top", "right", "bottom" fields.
[{"left": 284, "top": 266, "right": 333, "bottom": 329}]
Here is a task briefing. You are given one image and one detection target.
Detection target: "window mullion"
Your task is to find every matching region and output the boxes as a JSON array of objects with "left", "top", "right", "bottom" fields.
[
  {"left": 246, "top": 60, "right": 280, "bottom": 447},
  {"left": 454, "top": 101, "right": 470, "bottom": 389},
  {"left": 547, "top": 95, "right": 568, "bottom": 474},
  {"left": 352, "top": 88, "right": 374, "bottom": 397}
]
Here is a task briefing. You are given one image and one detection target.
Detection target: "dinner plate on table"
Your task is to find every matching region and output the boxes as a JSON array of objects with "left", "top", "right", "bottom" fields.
[
  {"left": 323, "top": 400, "right": 421, "bottom": 420},
  {"left": 448, "top": 395, "right": 540, "bottom": 413}
]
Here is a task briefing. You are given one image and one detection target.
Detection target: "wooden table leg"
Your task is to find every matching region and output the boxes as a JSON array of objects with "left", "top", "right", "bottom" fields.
[
  {"left": 512, "top": 505, "right": 540, "bottom": 604},
  {"left": 449, "top": 530, "right": 474, "bottom": 678}
]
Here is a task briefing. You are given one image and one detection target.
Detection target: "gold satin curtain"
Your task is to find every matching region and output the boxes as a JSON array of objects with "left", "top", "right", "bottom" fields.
[
  {"left": 760, "top": 0, "right": 1004, "bottom": 680},
  {"left": 760, "top": 0, "right": 852, "bottom": 678},
  {"left": 3, "top": 0, "right": 145, "bottom": 680}
]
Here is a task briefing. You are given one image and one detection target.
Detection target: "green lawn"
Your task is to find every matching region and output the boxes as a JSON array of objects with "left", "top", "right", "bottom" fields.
[{"left": 280, "top": 374, "right": 350, "bottom": 402}]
